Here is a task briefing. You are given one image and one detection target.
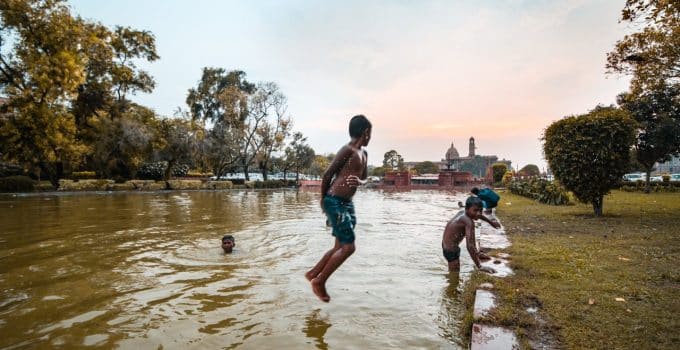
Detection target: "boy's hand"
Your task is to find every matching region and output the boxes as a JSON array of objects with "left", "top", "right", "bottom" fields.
[
  {"left": 490, "top": 220, "right": 501, "bottom": 229},
  {"left": 346, "top": 175, "right": 363, "bottom": 187},
  {"left": 479, "top": 266, "right": 496, "bottom": 274},
  {"left": 320, "top": 198, "right": 325, "bottom": 213}
]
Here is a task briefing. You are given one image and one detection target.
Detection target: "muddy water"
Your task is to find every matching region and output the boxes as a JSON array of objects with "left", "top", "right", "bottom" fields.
[{"left": 0, "top": 190, "right": 477, "bottom": 349}]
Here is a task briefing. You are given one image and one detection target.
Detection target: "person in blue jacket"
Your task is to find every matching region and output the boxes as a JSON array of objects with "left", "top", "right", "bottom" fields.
[{"left": 471, "top": 187, "right": 500, "bottom": 215}]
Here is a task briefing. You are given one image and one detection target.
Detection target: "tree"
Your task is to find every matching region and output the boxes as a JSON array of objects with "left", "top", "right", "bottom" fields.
[
  {"left": 491, "top": 163, "right": 508, "bottom": 183},
  {"left": 382, "top": 150, "right": 404, "bottom": 170},
  {"left": 254, "top": 83, "right": 291, "bottom": 180},
  {"left": 618, "top": 84, "right": 680, "bottom": 192},
  {"left": 519, "top": 164, "right": 540, "bottom": 177},
  {"left": 155, "top": 117, "right": 200, "bottom": 181},
  {"left": 186, "top": 68, "right": 255, "bottom": 125},
  {"left": 543, "top": 106, "right": 637, "bottom": 216},
  {"left": 413, "top": 161, "right": 439, "bottom": 175},
  {"left": 0, "top": 0, "right": 90, "bottom": 185},
  {"left": 87, "top": 104, "right": 156, "bottom": 179},
  {"left": 309, "top": 155, "right": 330, "bottom": 179},
  {"left": 607, "top": 0, "right": 680, "bottom": 91},
  {"left": 371, "top": 166, "right": 386, "bottom": 177},
  {"left": 283, "top": 132, "right": 314, "bottom": 182}
]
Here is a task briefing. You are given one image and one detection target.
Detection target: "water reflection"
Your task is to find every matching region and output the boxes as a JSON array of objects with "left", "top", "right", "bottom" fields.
[
  {"left": 438, "top": 273, "right": 464, "bottom": 345},
  {"left": 303, "top": 309, "right": 332, "bottom": 350},
  {"left": 0, "top": 189, "right": 472, "bottom": 349}
]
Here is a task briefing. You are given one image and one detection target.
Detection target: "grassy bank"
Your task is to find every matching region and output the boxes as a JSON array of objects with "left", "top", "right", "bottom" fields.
[{"left": 461, "top": 190, "right": 680, "bottom": 349}]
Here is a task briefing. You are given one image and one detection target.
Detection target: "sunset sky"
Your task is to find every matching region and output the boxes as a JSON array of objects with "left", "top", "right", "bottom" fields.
[{"left": 70, "top": 0, "right": 631, "bottom": 170}]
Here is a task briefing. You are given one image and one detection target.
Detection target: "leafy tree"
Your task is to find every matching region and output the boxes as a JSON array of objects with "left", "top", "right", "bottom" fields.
[
  {"left": 618, "top": 84, "right": 680, "bottom": 192},
  {"left": 413, "top": 161, "right": 439, "bottom": 175},
  {"left": 186, "top": 68, "right": 255, "bottom": 125},
  {"left": 309, "top": 155, "right": 330, "bottom": 178},
  {"left": 254, "top": 82, "right": 291, "bottom": 180},
  {"left": 382, "top": 150, "right": 404, "bottom": 170},
  {"left": 0, "top": 0, "right": 90, "bottom": 185},
  {"left": 155, "top": 117, "right": 200, "bottom": 181},
  {"left": 519, "top": 164, "right": 540, "bottom": 177},
  {"left": 371, "top": 166, "right": 386, "bottom": 177},
  {"left": 87, "top": 104, "right": 156, "bottom": 179},
  {"left": 491, "top": 163, "right": 508, "bottom": 183},
  {"left": 283, "top": 132, "right": 314, "bottom": 182},
  {"left": 607, "top": 0, "right": 680, "bottom": 91},
  {"left": 543, "top": 106, "right": 637, "bottom": 216}
]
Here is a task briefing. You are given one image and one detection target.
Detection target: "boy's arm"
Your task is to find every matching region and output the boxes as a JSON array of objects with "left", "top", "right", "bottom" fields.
[
  {"left": 478, "top": 214, "right": 501, "bottom": 229},
  {"left": 465, "top": 219, "right": 495, "bottom": 273},
  {"left": 321, "top": 145, "right": 352, "bottom": 196}
]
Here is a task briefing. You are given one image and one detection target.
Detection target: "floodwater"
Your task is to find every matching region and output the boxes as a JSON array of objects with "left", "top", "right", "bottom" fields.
[{"left": 0, "top": 189, "right": 480, "bottom": 349}]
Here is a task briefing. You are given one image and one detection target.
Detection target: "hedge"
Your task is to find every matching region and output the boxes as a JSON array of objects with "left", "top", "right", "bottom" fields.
[
  {"left": 0, "top": 176, "right": 35, "bottom": 192},
  {"left": 508, "top": 178, "right": 573, "bottom": 205}
]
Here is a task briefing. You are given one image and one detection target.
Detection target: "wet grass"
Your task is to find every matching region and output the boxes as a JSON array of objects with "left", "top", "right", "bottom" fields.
[{"left": 460, "top": 190, "right": 680, "bottom": 350}]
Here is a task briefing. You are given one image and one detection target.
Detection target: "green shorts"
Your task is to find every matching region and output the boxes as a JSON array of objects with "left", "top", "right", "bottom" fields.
[{"left": 323, "top": 195, "right": 356, "bottom": 244}]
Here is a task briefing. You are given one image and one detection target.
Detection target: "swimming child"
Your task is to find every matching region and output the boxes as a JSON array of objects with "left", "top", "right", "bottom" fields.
[
  {"left": 305, "top": 114, "right": 372, "bottom": 302},
  {"left": 221, "top": 235, "right": 235, "bottom": 254}
]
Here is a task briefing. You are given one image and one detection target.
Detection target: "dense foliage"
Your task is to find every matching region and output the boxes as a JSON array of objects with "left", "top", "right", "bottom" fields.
[
  {"left": 543, "top": 106, "right": 637, "bottom": 216},
  {"left": 508, "top": 178, "right": 572, "bottom": 205}
]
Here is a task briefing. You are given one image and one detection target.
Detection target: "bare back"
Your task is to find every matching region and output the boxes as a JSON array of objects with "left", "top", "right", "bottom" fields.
[{"left": 326, "top": 144, "right": 367, "bottom": 200}]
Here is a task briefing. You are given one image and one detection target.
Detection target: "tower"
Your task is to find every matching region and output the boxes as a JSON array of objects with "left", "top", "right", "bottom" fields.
[{"left": 468, "top": 137, "right": 476, "bottom": 157}]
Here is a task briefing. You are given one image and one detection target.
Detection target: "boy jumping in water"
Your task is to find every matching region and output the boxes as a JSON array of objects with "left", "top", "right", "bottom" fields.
[
  {"left": 305, "top": 115, "right": 372, "bottom": 302},
  {"left": 442, "top": 196, "right": 500, "bottom": 274}
]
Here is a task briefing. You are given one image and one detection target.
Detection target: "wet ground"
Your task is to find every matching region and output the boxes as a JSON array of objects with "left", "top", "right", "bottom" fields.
[{"left": 0, "top": 189, "right": 498, "bottom": 349}]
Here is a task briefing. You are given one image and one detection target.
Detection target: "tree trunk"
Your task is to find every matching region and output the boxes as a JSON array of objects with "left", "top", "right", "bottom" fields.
[
  {"left": 592, "top": 195, "right": 603, "bottom": 217},
  {"left": 644, "top": 167, "right": 652, "bottom": 193},
  {"left": 243, "top": 163, "right": 250, "bottom": 181},
  {"left": 164, "top": 159, "right": 175, "bottom": 181}
]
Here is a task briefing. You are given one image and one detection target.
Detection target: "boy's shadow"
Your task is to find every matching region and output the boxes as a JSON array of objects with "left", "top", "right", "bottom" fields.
[{"left": 303, "top": 309, "right": 332, "bottom": 350}]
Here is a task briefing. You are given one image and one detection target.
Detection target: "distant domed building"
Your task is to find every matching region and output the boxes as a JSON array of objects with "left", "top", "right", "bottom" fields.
[{"left": 440, "top": 137, "right": 511, "bottom": 177}]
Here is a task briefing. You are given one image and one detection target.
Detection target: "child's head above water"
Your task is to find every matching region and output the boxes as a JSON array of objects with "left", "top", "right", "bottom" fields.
[
  {"left": 471, "top": 187, "right": 480, "bottom": 195},
  {"left": 222, "top": 235, "right": 235, "bottom": 254}
]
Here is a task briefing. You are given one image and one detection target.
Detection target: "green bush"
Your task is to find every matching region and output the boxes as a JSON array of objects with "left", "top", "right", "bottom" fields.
[
  {"left": 171, "top": 163, "right": 189, "bottom": 177},
  {"left": 0, "top": 175, "right": 36, "bottom": 192},
  {"left": 137, "top": 162, "right": 167, "bottom": 180},
  {"left": 509, "top": 178, "right": 572, "bottom": 205},
  {"left": 620, "top": 181, "right": 680, "bottom": 192},
  {"left": 70, "top": 171, "right": 97, "bottom": 180}
]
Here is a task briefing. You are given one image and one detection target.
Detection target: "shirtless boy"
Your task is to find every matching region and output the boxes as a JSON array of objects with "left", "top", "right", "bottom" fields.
[
  {"left": 305, "top": 115, "right": 372, "bottom": 302},
  {"left": 442, "top": 196, "right": 500, "bottom": 273}
]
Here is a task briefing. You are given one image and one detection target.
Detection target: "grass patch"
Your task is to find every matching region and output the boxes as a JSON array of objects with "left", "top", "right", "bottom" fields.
[{"left": 461, "top": 190, "right": 680, "bottom": 349}]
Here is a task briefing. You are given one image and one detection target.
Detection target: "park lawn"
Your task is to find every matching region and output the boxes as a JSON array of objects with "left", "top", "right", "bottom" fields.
[{"left": 461, "top": 190, "right": 680, "bottom": 350}]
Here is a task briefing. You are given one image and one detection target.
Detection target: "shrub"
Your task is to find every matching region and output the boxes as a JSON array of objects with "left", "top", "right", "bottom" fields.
[
  {"left": 171, "top": 163, "right": 189, "bottom": 177},
  {"left": 0, "top": 176, "right": 36, "bottom": 192},
  {"left": 509, "top": 178, "right": 572, "bottom": 205},
  {"left": 501, "top": 171, "right": 514, "bottom": 186},
  {"left": 137, "top": 162, "right": 167, "bottom": 180},
  {"left": 70, "top": 171, "right": 97, "bottom": 180}
]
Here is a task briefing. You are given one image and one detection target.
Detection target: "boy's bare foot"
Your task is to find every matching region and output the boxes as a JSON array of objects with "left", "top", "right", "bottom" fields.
[
  {"left": 305, "top": 271, "right": 316, "bottom": 281},
  {"left": 311, "top": 278, "right": 330, "bottom": 302}
]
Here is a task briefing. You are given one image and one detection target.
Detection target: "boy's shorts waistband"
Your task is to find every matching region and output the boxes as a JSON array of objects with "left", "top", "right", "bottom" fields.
[{"left": 324, "top": 194, "right": 352, "bottom": 203}]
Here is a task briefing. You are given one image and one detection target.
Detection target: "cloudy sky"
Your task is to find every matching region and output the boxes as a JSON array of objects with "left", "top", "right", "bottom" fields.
[{"left": 70, "top": 0, "right": 631, "bottom": 170}]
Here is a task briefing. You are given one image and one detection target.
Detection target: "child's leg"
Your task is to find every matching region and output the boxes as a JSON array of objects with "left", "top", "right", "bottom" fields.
[
  {"left": 305, "top": 239, "right": 341, "bottom": 281},
  {"left": 311, "top": 242, "right": 355, "bottom": 302},
  {"left": 447, "top": 259, "right": 460, "bottom": 272}
]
